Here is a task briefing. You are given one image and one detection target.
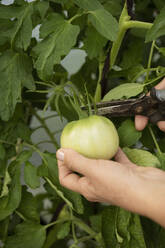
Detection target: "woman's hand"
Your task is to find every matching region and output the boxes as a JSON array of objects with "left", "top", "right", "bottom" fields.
[
  {"left": 56, "top": 148, "right": 165, "bottom": 227},
  {"left": 56, "top": 77, "right": 165, "bottom": 227}
]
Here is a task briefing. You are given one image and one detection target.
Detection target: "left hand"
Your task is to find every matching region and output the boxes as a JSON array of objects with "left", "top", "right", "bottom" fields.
[{"left": 56, "top": 148, "right": 165, "bottom": 227}]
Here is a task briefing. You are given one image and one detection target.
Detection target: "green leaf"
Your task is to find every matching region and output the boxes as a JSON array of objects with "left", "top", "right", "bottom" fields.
[
  {"left": 0, "top": 5, "right": 20, "bottom": 19},
  {"left": 152, "top": 0, "right": 165, "bottom": 10},
  {"left": 0, "top": 170, "right": 11, "bottom": 198},
  {"left": 0, "top": 143, "right": 6, "bottom": 160},
  {"left": 74, "top": 0, "right": 103, "bottom": 11},
  {"left": 0, "top": 161, "right": 21, "bottom": 221},
  {"left": 11, "top": 4, "right": 33, "bottom": 50},
  {"left": 17, "top": 150, "right": 33, "bottom": 163},
  {"left": 157, "top": 47, "right": 165, "bottom": 57},
  {"left": 117, "top": 208, "right": 131, "bottom": 244},
  {"left": 103, "top": 0, "right": 122, "bottom": 17},
  {"left": 101, "top": 206, "right": 118, "bottom": 247},
  {"left": 129, "top": 214, "right": 147, "bottom": 248},
  {"left": 0, "top": 50, "right": 35, "bottom": 121},
  {"left": 103, "top": 83, "right": 144, "bottom": 101},
  {"left": 5, "top": 221, "right": 46, "bottom": 248},
  {"left": 140, "top": 127, "right": 155, "bottom": 150},
  {"left": 90, "top": 214, "right": 102, "bottom": 233},
  {"left": 0, "top": 19, "right": 13, "bottom": 46},
  {"left": 118, "top": 119, "right": 142, "bottom": 147},
  {"left": 88, "top": 9, "right": 118, "bottom": 41},
  {"left": 83, "top": 26, "right": 107, "bottom": 59},
  {"left": 141, "top": 217, "right": 165, "bottom": 248},
  {"left": 123, "top": 147, "right": 161, "bottom": 167},
  {"left": 34, "top": 1, "right": 49, "bottom": 20},
  {"left": 117, "top": 209, "right": 146, "bottom": 247},
  {"left": 156, "top": 153, "right": 165, "bottom": 170},
  {"left": 57, "top": 221, "right": 71, "bottom": 239},
  {"left": 120, "top": 37, "right": 144, "bottom": 69},
  {"left": 43, "top": 219, "right": 70, "bottom": 248},
  {"left": 24, "top": 161, "right": 40, "bottom": 189},
  {"left": 51, "top": 0, "right": 68, "bottom": 3},
  {"left": 16, "top": 122, "right": 32, "bottom": 142},
  {"left": 145, "top": 7, "right": 165, "bottom": 42},
  {"left": 32, "top": 13, "right": 80, "bottom": 80},
  {"left": 0, "top": 217, "right": 9, "bottom": 242},
  {"left": 0, "top": 3, "right": 34, "bottom": 50},
  {"left": 17, "top": 187, "right": 40, "bottom": 222}
]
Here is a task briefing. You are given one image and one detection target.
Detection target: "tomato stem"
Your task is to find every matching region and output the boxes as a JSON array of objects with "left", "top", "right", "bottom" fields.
[
  {"left": 32, "top": 109, "right": 60, "bottom": 150},
  {"left": 45, "top": 177, "right": 74, "bottom": 209},
  {"left": 124, "top": 20, "right": 153, "bottom": 30},
  {"left": 110, "top": 4, "right": 152, "bottom": 69},
  {"left": 143, "top": 74, "right": 165, "bottom": 87},
  {"left": 148, "top": 126, "right": 162, "bottom": 156},
  {"left": 84, "top": 84, "right": 93, "bottom": 116},
  {"left": 146, "top": 40, "right": 156, "bottom": 81},
  {"left": 44, "top": 218, "right": 71, "bottom": 230}
]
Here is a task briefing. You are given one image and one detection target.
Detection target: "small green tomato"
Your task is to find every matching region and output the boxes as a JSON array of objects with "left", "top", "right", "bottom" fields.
[{"left": 60, "top": 115, "right": 119, "bottom": 159}]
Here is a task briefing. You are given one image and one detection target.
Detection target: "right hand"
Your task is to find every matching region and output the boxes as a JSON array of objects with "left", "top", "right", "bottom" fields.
[{"left": 135, "top": 77, "right": 165, "bottom": 132}]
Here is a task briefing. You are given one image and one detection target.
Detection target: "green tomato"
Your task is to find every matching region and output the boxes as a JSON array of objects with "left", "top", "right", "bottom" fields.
[{"left": 60, "top": 115, "right": 119, "bottom": 159}]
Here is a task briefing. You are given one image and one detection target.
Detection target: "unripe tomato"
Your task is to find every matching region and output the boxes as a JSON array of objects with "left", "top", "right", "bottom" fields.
[{"left": 60, "top": 115, "right": 119, "bottom": 159}]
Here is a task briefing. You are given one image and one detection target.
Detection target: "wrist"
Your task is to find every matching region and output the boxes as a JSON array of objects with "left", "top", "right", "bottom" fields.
[{"left": 131, "top": 166, "right": 165, "bottom": 227}]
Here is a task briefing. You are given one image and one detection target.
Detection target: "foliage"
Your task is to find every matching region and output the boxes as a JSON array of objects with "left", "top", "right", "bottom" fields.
[{"left": 0, "top": 0, "right": 165, "bottom": 247}]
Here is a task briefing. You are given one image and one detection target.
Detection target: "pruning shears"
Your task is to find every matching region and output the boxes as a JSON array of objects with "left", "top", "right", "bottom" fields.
[{"left": 82, "top": 88, "right": 165, "bottom": 124}]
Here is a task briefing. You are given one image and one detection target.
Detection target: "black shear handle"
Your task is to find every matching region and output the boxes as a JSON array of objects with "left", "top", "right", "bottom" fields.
[
  {"left": 149, "top": 111, "right": 165, "bottom": 124},
  {"left": 149, "top": 88, "right": 165, "bottom": 123}
]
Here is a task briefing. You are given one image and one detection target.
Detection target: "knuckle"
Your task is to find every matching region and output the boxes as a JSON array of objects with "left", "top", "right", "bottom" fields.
[
  {"left": 83, "top": 193, "right": 95, "bottom": 202},
  {"left": 79, "top": 177, "right": 97, "bottom": 202}
]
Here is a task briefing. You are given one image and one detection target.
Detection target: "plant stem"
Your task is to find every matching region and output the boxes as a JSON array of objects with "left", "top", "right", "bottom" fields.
[
  {"left": 94, "top": 58, "right": 105, "bottom": 102},
  {"left": 146, "top": 40, "right": 155, "bottom": 80},
  {"left": 0, "top": 139, "right": 15, "bottom": 146},
  {"left": 44, "top": 114, "right": 58, "bottom": 120},
  {"left": 73, "top": 216, "right": 103, "bottom": 245},
  {"left": 44, "top": 217, "right": 71, "bottom": 229},
  {"left": 110, "top": 24, "right": 127, "bottom": 68},
  {"left": 132, "top": 68, "right": 158, "bottom": 82},
  {"left": 68, "top": 13, "right": 85, "bottom": 23},
  {"left": 15, "top": 210, "right": 26, "bottom": 221},
  {"left": 110, "top": 3, "right": 152, "bottom": 69},
  {"left": 70, "top": 208, "right": 78, "bottom": 244},
  {"left": 35, "top": 140, "right": 54, "bottom": 146},
  {"left": 148, "top": 126, "right": 162, "bottom": 155},
  {"left": 124, "top": 20, "right": 153, "bottom": 30},
  {"left": 73, "top": 217, "right": 95, "bottom": 235},
  {"left": 45, "top": 177, "right": 74, "bottom": 209},
  {"left": 33, "top": 110, "right": 59, "bottom": 150},
  {"left": 24, "top": 142, "right": 48, "bottom": 166},
  {"left": 143, "top": 74, "right": 165, "bottom": 86}
]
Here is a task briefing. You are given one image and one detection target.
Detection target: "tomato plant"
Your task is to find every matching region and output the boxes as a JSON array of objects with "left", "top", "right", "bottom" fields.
[{"left": 0, "top": 0, "right": 165, "bottom": 247}]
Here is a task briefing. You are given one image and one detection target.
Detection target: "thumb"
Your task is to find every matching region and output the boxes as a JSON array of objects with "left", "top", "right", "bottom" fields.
[
  {"left": 114, "top": 148, "right": 135, "bottom": 167},
  {"left": 56, "top": 148, "right": 98, "bottom": 176}
]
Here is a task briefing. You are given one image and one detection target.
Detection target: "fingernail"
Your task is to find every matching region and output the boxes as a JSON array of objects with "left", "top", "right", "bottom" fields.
[{"left": 56, "top": 150, "right": 64, "bottom": 161}]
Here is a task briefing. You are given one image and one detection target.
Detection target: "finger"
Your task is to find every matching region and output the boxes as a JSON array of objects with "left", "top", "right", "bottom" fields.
[
  {"left": 154, "top": 78, "right": 165, "bottom": 131},
  {"left": 135, "top": 78, "right": 165, "bottom": 131},
  {"left": 157, "top": 121, "right": 165, "bottom": 132},
  {"left": 114, "top": 148, "right": 136, "bottom": 167},
  {"left": 135, "top": 115, "right": 148, "bottom": 131},
  {"left": 56, "top": 148, "right": 98, "bottom": 177},
  {"left": 57, "top": 160, "right": 83, "bottom": 193}
]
